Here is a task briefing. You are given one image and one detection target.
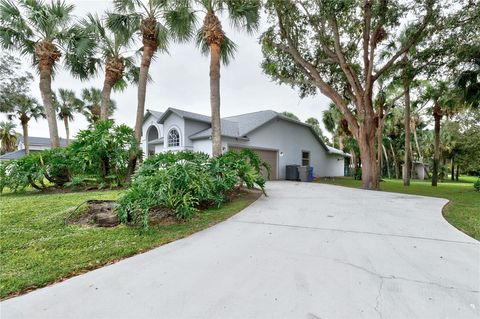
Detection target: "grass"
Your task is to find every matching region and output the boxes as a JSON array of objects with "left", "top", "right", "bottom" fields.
[
  {"left": 0, "top": 189, "right": 260, "bottom": 299},
  {"left": 316, "top": 176, "right": 480, "bottom": 241}
]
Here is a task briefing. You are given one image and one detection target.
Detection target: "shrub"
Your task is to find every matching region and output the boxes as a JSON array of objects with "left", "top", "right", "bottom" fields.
[
  {"left": 0, "top": 121, "right": 139, "bottom": 193},
  {"left": 118, "top": 150, "right": 267, "bottom": 228},
  {"left": 474, "top": 178, "right": 480, "bottom": 192}
]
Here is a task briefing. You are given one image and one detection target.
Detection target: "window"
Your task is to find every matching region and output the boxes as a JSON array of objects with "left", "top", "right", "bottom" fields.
[
  {"left": 167, "top": 129, "right": 180, "bottom": 147},
  {"left": 302, "top": 151, "right": 310, "bottom": 166}
]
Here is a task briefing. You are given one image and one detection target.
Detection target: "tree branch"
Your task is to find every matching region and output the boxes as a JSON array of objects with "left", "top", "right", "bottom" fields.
[{"left": 373, "top": 4, "right": 434, "bottom": 80}]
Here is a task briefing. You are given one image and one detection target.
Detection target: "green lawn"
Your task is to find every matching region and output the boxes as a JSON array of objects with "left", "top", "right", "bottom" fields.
[
  {"left": 317, "top": 176, "right": 480, "bottom": 241},
  {"left": 0, "top": 189, "right": 260, "bottom": 299}
]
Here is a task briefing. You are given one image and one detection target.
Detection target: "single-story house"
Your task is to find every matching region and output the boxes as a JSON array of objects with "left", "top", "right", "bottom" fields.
[
  {"left": 142, "top": 107, "right": 349, "bottom": 180},
  {"left": 0, "top": 136, "right": 68, "bottom": 161}
]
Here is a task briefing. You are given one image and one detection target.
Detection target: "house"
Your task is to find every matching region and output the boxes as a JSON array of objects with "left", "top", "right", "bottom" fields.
[
  {"left": 0, "top": 136, "right": 68, "bottom": 161},
  {"left": 142, "top": 107, "right": 349, "bottom": 180}
]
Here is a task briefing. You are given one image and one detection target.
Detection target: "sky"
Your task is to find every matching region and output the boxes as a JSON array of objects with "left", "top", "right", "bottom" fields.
[{"left": 0, "top": 0, "right": 332, "bottom": 140}]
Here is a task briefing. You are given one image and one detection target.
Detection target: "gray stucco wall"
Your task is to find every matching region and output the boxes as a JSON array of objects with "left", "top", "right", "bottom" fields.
[
  {"left": 162, "top": 113, "right": 188, "bottom": 151},
  {"left": 184, "top": 119, "right": 210, "bottom": 149},
  {"left": 224, "top": 118, "right": 344, "bottom": 179}
]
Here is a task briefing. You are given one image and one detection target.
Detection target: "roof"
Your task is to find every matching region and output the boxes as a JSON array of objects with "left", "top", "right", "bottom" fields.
[
  {"left": 326, "top": 146, "right": 351, "bottom": 157},
  {"left": 159, "top": 107, "right": 212, "bottom": 124},
  {"left": 150, "top": 107, "right": 350, "bottom": 157},
  {"left": 143, "top": 109, "right": 163, "bottom": 123},
  {"left": 0, "top": 149, "right": 27, "bottom": 160},
  {"left": 148, "top": 137, "right": 164, "bottom": 145},
  {"left": 16, "top": 136, "right": 68, "bottom": 147}
]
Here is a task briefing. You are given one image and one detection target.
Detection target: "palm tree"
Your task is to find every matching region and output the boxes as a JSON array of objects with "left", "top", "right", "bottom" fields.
[
  {"left": 80, "top": 13, "right": 137, "bottom": 120},
  {"left": 456, "top": 54, "right": 480, "bottom": 108},
  {"left": 322, "top": 102, "right": 346, "bottom": 150},
  {"left": 0, "top": 120, "right": 18, "bottom": 154},
  {"left": 193, "top": 0, "right": 260, "bottom": 156},
  {"left": 108, "top": 0, "right": 195, "bottom": 143},
  {"left": 53, "top": 89, "right": 83, "bottom": 144},
  {"left": 6, "top": 96, "right": 44, "bottom": 154},
  {"left": 81, "top": 87, "right": 116, "bottom": 124},
  {"left": 0, "top": 0, "right": 92, "bottom": 147}
]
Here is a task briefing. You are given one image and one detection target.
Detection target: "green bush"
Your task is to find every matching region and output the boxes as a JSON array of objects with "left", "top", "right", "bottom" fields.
[
  {"left": 474, "top": 178, "right": 480, "bottom": 192},
  {"left": 118, "top": 150, "right": 267, "bottom": 228},
  {"left": 0, "top": 121, "right": 139, "bottom": 193}
]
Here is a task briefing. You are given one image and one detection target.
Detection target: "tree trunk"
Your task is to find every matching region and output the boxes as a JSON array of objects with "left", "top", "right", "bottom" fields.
[
  {"left": 38, "top": 63, "right": 60, "bottom": 148},
  {"left": 134, "top": 40, "right": 155, "bottom": 143},
  {"left": 210, "top": 42, "right": 222, "bottom": 157},
  {"left": 377, "top": 104, "right": 384, "bottom": 182},
  {"left": 451, "top": 157, "right": 454, "bottom": 181},
  {"left": 21, "top": 119, "right": 29, "bottom": 155},
  {"left": 382, "top": 144, "right": 390, "bottom": 179},
  {"left": 100, "top": 78, "right": 113, "bottom": 121},
  {"left": 63, "top": 117, "right": 70, "bottom": 145},
  {"left": 413, "top": 122, "right": 423, "bottom": 163},
  {"left": 389, "top": 143, "right": 399, "bottom": 179},
  {"left": 403, "top": 61, "right": 411, "bottom": 186},
  {"left": 357, "top": 117, "right": 379, "bottom": 189},
  {"left": 455, "top": 164, "right": 459, "bottom": 181},
  {"left": 432, "top": 102, "right": 442, "bottom": 186},
  {"left": 127, "top": 42, "right": 156, "bottom": 182}
]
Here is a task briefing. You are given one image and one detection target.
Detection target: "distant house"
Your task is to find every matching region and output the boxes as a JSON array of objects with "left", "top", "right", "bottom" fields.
[
  {"left": 142, "top": 107, "right": 350, "bottom": 180},
  {"left": 0, "top": 136, "right": 68, "bottom": 161}
]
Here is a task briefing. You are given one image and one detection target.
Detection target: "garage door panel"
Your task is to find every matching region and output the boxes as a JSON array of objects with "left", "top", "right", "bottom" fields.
[{"left": 229, "top": 146, "right": 278, "bottom": 180}]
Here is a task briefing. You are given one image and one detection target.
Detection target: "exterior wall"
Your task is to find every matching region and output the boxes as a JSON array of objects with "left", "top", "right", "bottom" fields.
[
  {"left": 162, "top": 113, "right": 188, "bottom": 152},
  {"left": 192, "top": 139, "right": 213, "bottom": 156},
  {"left": 323, "top": 154, "right": 346, "bottom": 177},
  {"left": 141, "top": 115, "right": 163, "bottom": 157},
  {"left": 184, "top": 119, "right": 210, "bottom": 149},
  {"left": 225, "top": 119, "right": 344, "bottom": 179}
]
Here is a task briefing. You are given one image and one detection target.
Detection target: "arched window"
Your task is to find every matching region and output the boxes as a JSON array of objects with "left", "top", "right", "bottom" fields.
[
  {"left": 167, "top": 128, "right": 180, "bottom": 147},
  {"left": 147, "top": 125, "right": 159, "bottom": 142}
]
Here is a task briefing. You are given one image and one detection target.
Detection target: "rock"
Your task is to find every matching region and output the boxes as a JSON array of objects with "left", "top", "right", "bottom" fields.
[{"left": 95, "top": 212, "right": 119, "bottom": 227}]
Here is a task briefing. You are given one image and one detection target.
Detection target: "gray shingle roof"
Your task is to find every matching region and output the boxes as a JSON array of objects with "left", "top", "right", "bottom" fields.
[
  {"left": 189, "top": 120, "right": 240, "bottom": 140},
  {"left": 16, "top": 136, "right": 68, "bottom": 147},
  {"left": 0, "top": 149, "right": 27, "bottom": 160},
  {"left": 159, "top": 107, "right": 212, "bottom": 124}
]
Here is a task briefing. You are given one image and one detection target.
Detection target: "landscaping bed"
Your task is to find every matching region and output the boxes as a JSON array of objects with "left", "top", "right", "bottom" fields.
[{"left": 0, "top": 188, "right": 261, "bottom": 300}]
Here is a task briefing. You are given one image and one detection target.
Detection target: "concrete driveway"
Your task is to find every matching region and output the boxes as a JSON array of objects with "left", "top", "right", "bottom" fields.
[{"left": 2, "top": 181, "right": 479, "bottom": 319}]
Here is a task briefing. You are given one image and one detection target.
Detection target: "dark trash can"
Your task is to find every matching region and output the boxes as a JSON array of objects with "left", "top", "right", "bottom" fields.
[
  {"left": 307, "top": 167, "right": 314, "bottom": 182},
  {"left": 286, "top": 165, "right": 300, "bottom": 181}
]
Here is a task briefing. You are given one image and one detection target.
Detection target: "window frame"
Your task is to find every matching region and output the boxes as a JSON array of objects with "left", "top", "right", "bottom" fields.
[
  {"left": 301, "top": 150, "right": 310, "bottom": 166},
  {"left": 167, "top": 128, "right": 180, "bottom": 147}
]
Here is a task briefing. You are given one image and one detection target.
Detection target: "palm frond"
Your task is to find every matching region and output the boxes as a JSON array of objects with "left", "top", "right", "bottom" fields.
[
  {"left": 164, "top": 0, "right": 197, "bottom": 43},
  {"left": 224, "top": 0, "right": 260, "bottom": 34},
  {"left": 219, "top": 33, "right": 236, "bottom": 65}
]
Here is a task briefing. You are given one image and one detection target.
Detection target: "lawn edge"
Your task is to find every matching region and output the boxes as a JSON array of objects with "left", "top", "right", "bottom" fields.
[{"left": 0, "top": 190, "right": 262, "bottom": 301}]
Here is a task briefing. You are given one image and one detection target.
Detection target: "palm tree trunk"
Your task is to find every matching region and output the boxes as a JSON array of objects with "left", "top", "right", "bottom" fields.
[
  {"left": 403, "top": 60, "right": 411, "bottom": 186},
  {"left": 21, "top": 120, "right": 29, "bottom": 155},
  {"left": 382, "top": 144, "right": 390, "bottom": 179},
  {"left": 210, "top": 42, "right": 222, "bottom": 157},
  {"left": 413, "top": 123, "right": 423, "bottom": 163},
  {"left": 100, "top": 78, "right": 113, "bottom": 121},
  {"left": 432, "top": 103, "right": 442, "bottom": 186},
  {"left": 38, "top": 63, "right": 60, "bottom": 148},
  {"left": 455, "top": 164, "right": 459, "bottom": 181},
  {"left": 63, "top": 117, "right": 70, "bottom": 145},
  {"left": 134, "top": 45, "right": 155, "bottom": 143},
  {"left": 377, "top": 105, "right": 384, "bottom": 182},
  {"left": 451, "top": 156, "right": 454, "bottom": 180},
  {"left": 390, "top": 140, "right": 399, "bottom": 179}
]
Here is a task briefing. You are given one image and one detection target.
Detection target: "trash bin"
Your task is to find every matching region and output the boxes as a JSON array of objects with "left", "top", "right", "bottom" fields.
[
  {"left": 307, "top": 167, "right": 314, "bottom": 182},
  {"left": 286, "top": 165, "right": 300, "bottom": 180},
  {"left": 298, "top": 166, "right": 308, "bottom": 182}
]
